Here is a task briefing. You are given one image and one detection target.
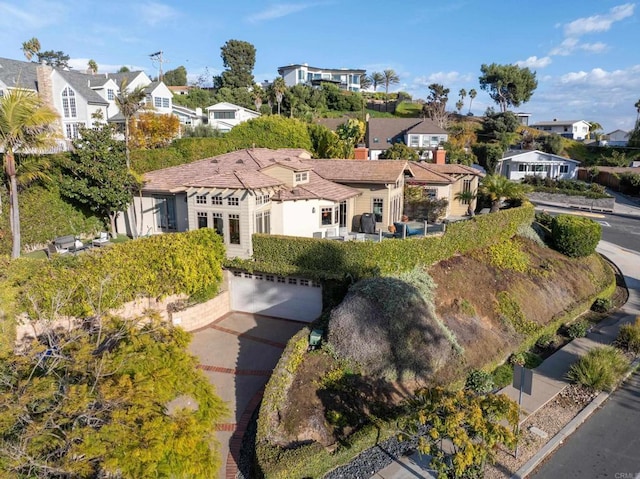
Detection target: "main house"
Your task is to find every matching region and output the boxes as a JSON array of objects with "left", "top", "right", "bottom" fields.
[
  {"left": 496, "top": 150, "right": 580, "bottom": 181},
  {"left": 278, "top": 64, "right": 365, "bottom": 92},
  {"left": 530, "top": 119, "right": 591, "bottom": 141},
  {"left": 117, "top": 148, "right": 479, "bottom": 259},
  {"left": 0, "top": 57, "right": 173, "bottom": 148}
]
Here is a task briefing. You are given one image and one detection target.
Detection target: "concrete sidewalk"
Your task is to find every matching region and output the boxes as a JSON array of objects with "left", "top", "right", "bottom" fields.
[
  {"left": 373, "top": 241, "right": 640, "bottom": 478},
  {"left": 530, "top": 189, "right": 640, "bottom": 218}
]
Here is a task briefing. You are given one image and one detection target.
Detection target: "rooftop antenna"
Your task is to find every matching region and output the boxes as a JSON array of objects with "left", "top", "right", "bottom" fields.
[{"left": 149, "top": 51, "right": 168, "bottom": 82}]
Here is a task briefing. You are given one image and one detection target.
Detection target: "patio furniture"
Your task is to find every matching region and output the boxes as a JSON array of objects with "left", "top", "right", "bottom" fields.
[
  {"left": 308, "top": 328, "right": 323, "bottom": 350},
  {"left": 53, "top": 235, "right": 75, "bottom": 253},
  {"left": 393, "top": 221, "right": 426, "bottom": 238},
  {"left": 92, "top": 232, "right": 111, "bottom": 247}
]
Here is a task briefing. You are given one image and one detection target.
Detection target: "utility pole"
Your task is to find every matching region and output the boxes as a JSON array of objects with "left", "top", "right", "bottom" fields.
[{"left": 149, "top": 51, "right": 168, "bottom": 82}]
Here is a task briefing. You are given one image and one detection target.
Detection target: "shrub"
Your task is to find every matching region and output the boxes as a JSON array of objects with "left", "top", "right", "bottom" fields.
[
  {"left": 508, "top": 351, "right": 543, "bottom": 369},
  {"left": 616, "top": 317, "right": 640, "bottom": 355},
  {"left": 465, "top": 369, "right": 495, "bottom": 394},
  {"left": 536, "top": 332, "right": 557, "bottom": 349},
  {"left": 496, "top": 291, "right": 539, "bottom": 335},
  {"left": 485, "top": 239, "right": 530, "bottom": 272},
  {"left": 551, "top": 215, "right": 601, "bottom": 258},
  {"left": 566, "top": 319, "right": 590, "bottom": 339},
  {"left": 567, "top": 346, "right": 630, "bottom": 391},
  {"left": 592, "top": 297, "right": 613, "bottom": 313},
  {"left": 492, "top": 364, "right": 514, "bottom": 388}
]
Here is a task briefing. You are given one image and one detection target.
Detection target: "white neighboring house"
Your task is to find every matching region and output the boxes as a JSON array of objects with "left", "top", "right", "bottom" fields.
[
  {"left": 497, "top": 150, "right": 580, "bottom": 181},
  {"left": 530, "top": 119, "right": 591, "bottom": 141},
  {"left": 205, "top": 102, "right": 260, "bottom": 132},
  {"left": 278, "top": 64, "right": 365, "bottom": 92},
  {"left": 172, "top": 105, "right": 206, "bottom": 128},
  {"left": 604, "top": 129, "right": 630, "bottom": 147}
]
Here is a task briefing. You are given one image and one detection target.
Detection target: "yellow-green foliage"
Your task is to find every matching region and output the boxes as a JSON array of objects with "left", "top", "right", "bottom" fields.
[
  {"left": 0, "top": 314, "right": 227, "bottom": 478},
  {"left": 250, "top": 203, "right": 535, "bottom": 280},
  {"left": 485, "top": 238, "right": 530, "bottom": 272},
  {"left": 16, "top": 228, "right": 225, "bottom": 319},
  {"left": 617, "top": 316, "right": 640, "bottom": 354},
  {"left": 496, "top": 291, "right": 540, "bottom": 335}
]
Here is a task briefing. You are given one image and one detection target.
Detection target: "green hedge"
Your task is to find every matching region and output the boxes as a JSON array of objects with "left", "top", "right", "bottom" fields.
[
  {"left": 249, "top": 204, "right": 535, "bottom": 279},
  {"left": 0, "top": 185, "right": 104, "bottom": 255},
  {"left": 17, "top": 228, "right": 225, "bottom": 319},
  {"left": 551, "top": 214, "right": 601, "bottom": 257}
]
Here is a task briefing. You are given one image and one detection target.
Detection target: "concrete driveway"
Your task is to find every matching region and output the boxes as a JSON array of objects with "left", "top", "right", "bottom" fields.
[{"left": 189, "top": 312, "right": 305, "bottom": 479}]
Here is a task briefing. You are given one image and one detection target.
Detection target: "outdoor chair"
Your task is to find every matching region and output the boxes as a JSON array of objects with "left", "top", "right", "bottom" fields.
[{"left": 92, "top": 232, "right": 110, "bottom": 247}]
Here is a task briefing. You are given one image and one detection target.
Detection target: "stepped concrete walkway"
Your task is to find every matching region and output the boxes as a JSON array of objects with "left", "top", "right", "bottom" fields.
[{"left": 374, "top": 240, "right": 640, "bottom": 478}]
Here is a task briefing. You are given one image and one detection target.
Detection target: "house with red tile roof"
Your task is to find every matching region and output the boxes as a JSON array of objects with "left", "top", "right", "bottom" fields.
[{"left": 116, "top": 148, "right": 482, "bottom": 258}]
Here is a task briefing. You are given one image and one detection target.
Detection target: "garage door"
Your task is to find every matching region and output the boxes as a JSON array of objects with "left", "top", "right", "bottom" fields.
[{"left": 230, "top": 272, "right": 322, "bottom": 322}]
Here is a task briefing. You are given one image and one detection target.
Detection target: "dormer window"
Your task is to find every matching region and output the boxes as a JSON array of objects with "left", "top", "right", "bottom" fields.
[
  {"left": 295, "top": 171, "right": 309, "bottom": 183},
  {"left": 61, "top": 87, "right": 77, "bottom": 118}
]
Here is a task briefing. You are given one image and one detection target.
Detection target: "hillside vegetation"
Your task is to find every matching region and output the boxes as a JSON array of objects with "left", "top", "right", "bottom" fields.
[{"left": 255, "top": 232, "right": 614, "bottom": 478}]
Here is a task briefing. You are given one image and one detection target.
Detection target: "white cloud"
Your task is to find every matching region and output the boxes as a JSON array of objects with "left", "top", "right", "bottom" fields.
[
  {"left": 0, "top": 1, "right": 65, "bottom": 29},
  {"left": 580, "top": 42, "right": 608, "bottom": 53},
  {"left": 68, "top": 58, "right": 146, "bottom": 73},
  {"left": 413, "top": 71, "right": 473, "bottom": 86},
  {"left": 246, "top": 3, "right": 325, "bottom": 23},
  {"left": 549, "top": 38, "right": 579, "bottom": 56},
  {"left": 564, "top": 3, "right": 635, "bottom": 37},
  {"left": 515, "top": 56, "right": 552, "bottom": 68},
  {"left": 135, "top": 1, "right": 179, "bottom": 26}
]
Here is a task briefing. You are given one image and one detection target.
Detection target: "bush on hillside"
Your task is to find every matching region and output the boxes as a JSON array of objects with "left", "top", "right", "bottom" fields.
[
  {"left": 567, "top": 346, "right": 630, "bottom": 391},
  {"left": 565, "top": 319, "right": 590, "bottom": 339},
  {"left": 225, "top": 115, "right": 313, "bottom": 151},
  {"left": 326, "top": 269, "right": 461, "bottom": 380},
  {"left": 591, "top": 297, "right": 613, "bottom": 313},
  {"left": 465, "top": 369, "right": 495, "bottom": 394},
  {"left": 551, "top": 214, "right": 601, "bottom": 257},
  {"left": 616, "top": 317, "right": 640, "bottom": 355}
]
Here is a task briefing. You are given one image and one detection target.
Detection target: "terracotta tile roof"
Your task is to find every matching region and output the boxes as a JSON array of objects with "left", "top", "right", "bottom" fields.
[
  {"left": 301, "top": 159, "right": 407, "bottom": 184},
  {"left": 406, "top": 163, "right": 454, "bottom": 184},
  {"left": 426, "top": 163, "right": 485, "bottom": 176},
  {"left": 185, "top": 170, "right": 283, "bottom": 190},
  {"left": 272, "top": 172, "right": 360, "bottom": 202},
  {"left": 366, "top": 118, "right": 447, "bottom": 150}
]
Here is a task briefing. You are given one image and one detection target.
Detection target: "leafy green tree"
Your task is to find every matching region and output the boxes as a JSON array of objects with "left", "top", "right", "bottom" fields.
[
  {"left": 379, "top": 142, "right": 419, "bottom": 160},
  {"left": 21, "top": 37, "right": 41, "bottom": 61},
  {"left": 216, "top": 39, "right": 256, "bottom": 89},
  {"left": 423, "top": 83, "right": 450, "bottom": 128},
  {"left": 0, "top": 89, "right": 58, "bottom": 258},
  {"left": 0, "top": 313, "right": 227, "bottom": 478},
  {"left": 472, "top": 143, "right": 504, "bottom": 174},
  {"left": 163, "top": 65, "right": 188, "bottom": 86},
  {"left": 335, "top": 118, "right": 365, "bottom": 158},
  {"left": 87, "top": 58, "right": 98, "bottom": 73},
  {"left": 541, "top": 134, "right": 563, "bottom": 155},
  {"left": 479, "top": 63, "right": 537, "bottom": 112},
  {"left": 480, "top": 111, "right": 520, "bottom": 150},
  {"left": 587, "top": 121, "right": 602, "bottom": 140},
  {"left": 468, "top": 88, "right": 477, "bottom": 114},
  {"left": 36, "top": 49, "right": 70, "bottom": 68},
  {"left": 225, "top": 115, "right": 313, "bottom": 151},
  {"left": 117, "top": 65, "right": 131, "bottom": 73},
  {"left": 481, "top": 174, "right": 531, "bottom": 212},
  {"left": 172, "top": 87, "right": 215, "bottom": 110},
  {"left": 115, "top": 80, "right": 146, "bottom": 168},
  {"left": 401, "top": 387, "right": 518, "bottom": 479},
  {"left": 59, "top": 124, "right": 139, "bottom": 235},
  {"left": 443, "top": 141, "right": 476, "bottom": 166},
  {"left": 307, "top": 123, "right": 341, "bottom": 158},
  {"left": 382, "top": 69, "right": 400, "bottom": 110}
]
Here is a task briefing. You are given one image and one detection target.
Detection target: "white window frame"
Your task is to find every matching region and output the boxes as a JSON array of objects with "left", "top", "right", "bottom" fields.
[{"left": 62, "top": 87, "right": 77, "bottom": 118}]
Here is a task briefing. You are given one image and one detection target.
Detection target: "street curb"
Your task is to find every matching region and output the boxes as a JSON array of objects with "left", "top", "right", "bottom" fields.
[
  {"left": 511, "top": 358, "right": 640, "bottom": 479},
  {"left": 531, "top": 200, "right": 640, "bottom": 220}
]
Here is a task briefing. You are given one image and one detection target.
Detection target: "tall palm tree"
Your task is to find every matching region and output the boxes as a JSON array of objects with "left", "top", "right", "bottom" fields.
[
  {"left": 359, "top": 75, "right": 372, "bottom": 91},
  {"left": 382, "top": 69, "right": 400, "bottom": 111},
  {"left": 21, "top": 37, "right": 41, "bottom": 61},
  {"left": 587, "top": 121, "right": 603, "bottom": 140},
  {"left": 454, "top": 189, "right": 477, "bottom": 216},
  {"left": 252, "top": 84, "right": 264, "bottom": 112},
  {"left": 115, "top": 80, "right": 146, "bottom": 169},
  {"left": 468, "top": 89, "right": 477, "bottom": 114},
  {"left": 371, "top": 72, "right": 384, "bottom": 92},
  {"left": 271, "top": 77, "right": 287, "bottom": 115},
  {"left": 0, "top": 89, "right": 58, "bottom": 258},
  {"left": 481, "top": 174, "right": 531, "bottom": 213}
]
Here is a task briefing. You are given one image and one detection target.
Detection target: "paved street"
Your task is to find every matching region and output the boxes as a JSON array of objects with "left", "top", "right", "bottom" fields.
[{"left": 530, "top": 370, "right": 640, "bottom": 479}]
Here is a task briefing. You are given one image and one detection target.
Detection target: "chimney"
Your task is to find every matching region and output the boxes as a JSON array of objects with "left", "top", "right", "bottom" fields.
[
  {"left": 35, "top": 64, "right": 55, "bottom": 111},
  {"left": 434, "top": 147, "right": 446, "bottom": 165},
  {"left": 354, "top": 146, "right": 368, "bottom": 160}
]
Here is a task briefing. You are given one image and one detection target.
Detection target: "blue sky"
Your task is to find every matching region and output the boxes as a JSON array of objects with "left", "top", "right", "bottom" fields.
[{"left": 0, "top": 0, "right": 638, "bottom": 132}]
